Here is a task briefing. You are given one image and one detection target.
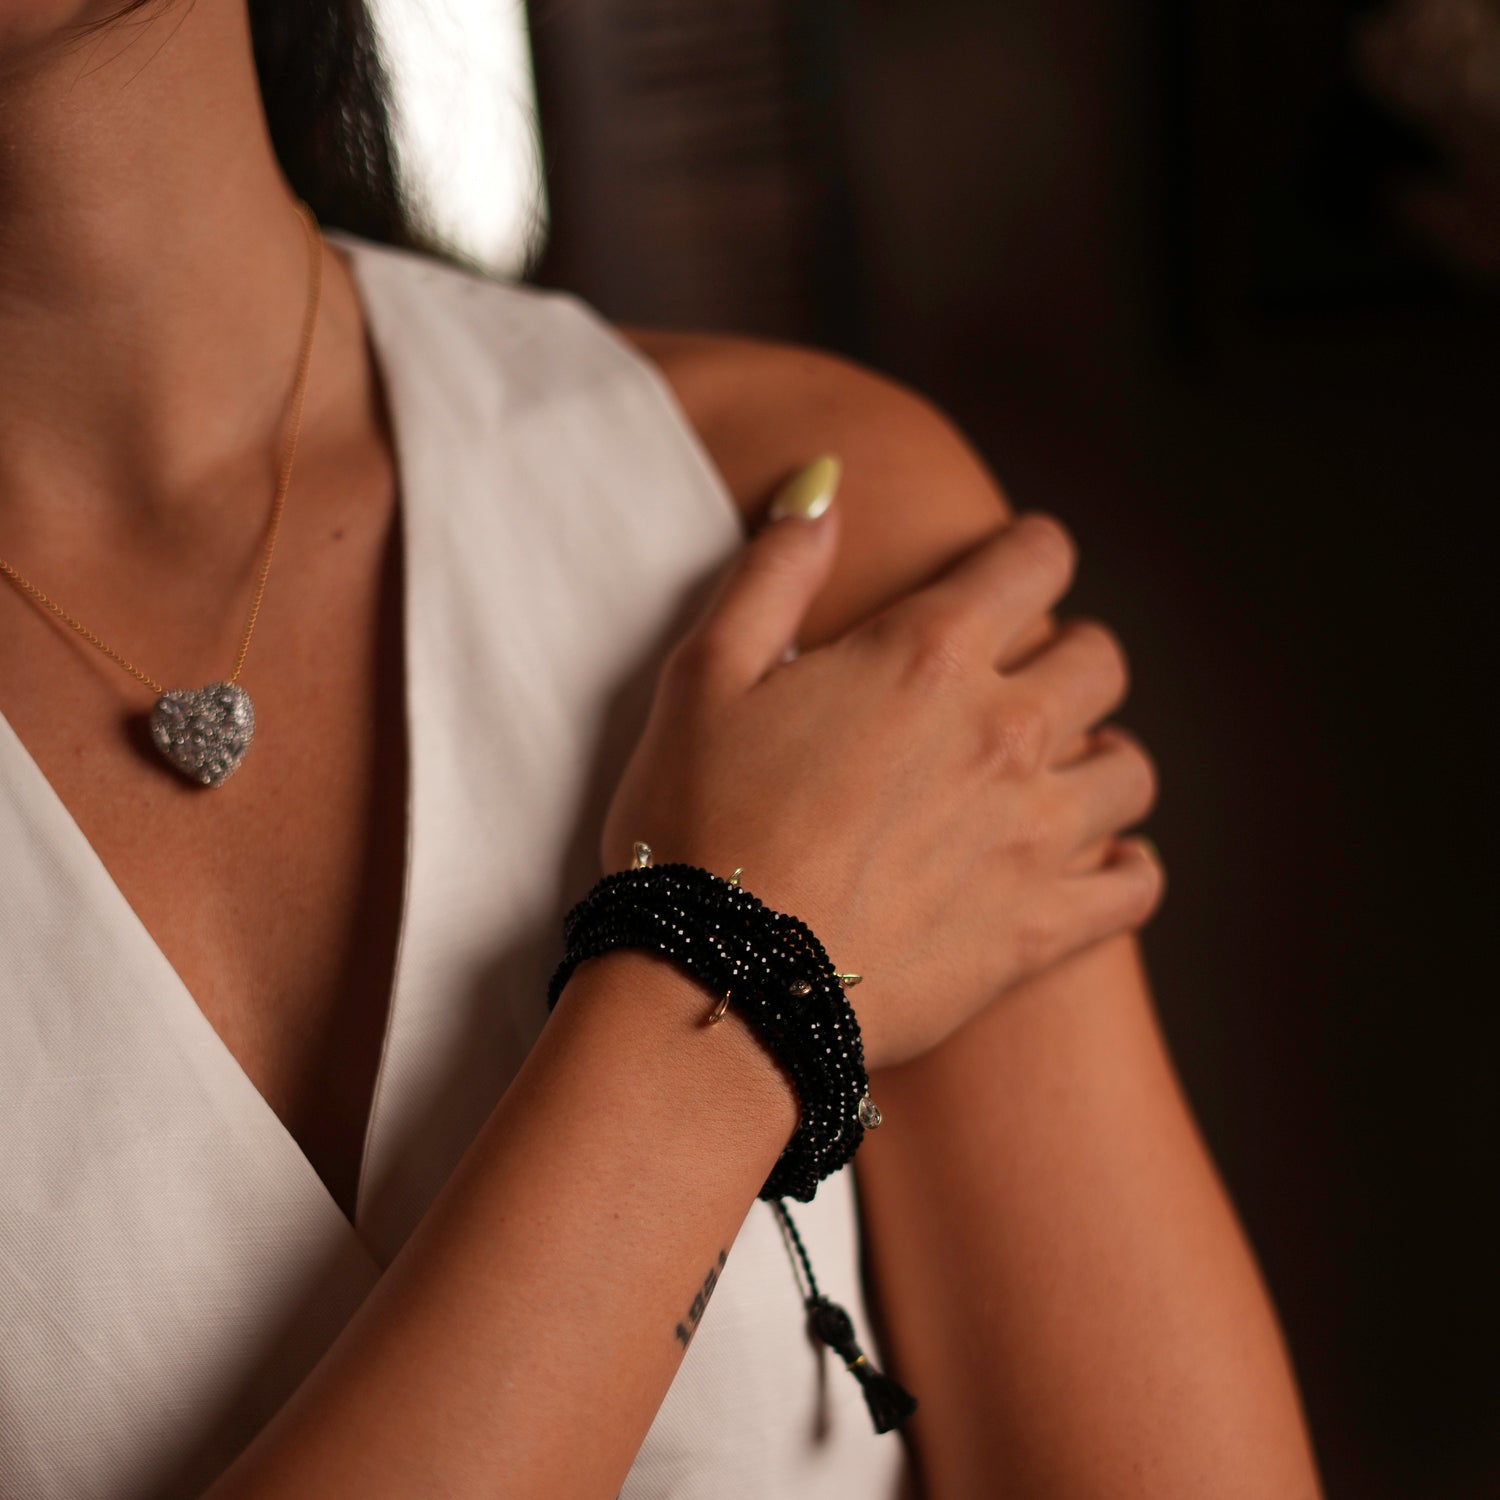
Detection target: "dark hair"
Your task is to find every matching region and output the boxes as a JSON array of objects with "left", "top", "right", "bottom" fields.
[{"left": 75, "top": 0, "right": 446, "bottom": 257}]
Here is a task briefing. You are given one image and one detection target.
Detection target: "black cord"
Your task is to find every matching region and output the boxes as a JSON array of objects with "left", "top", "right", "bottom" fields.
[
  {"left": 770, "top": 1197, "right": 917, "bottom": 1435},
  {"left": 548, "top": 859, "right": 916, "bottom": 1434}
]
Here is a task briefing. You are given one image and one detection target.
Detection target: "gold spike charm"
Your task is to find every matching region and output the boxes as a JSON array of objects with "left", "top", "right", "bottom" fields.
[
  {"left": 836, "top": 973, "right": 862, "bottom": 988},
  {"left": 632, "top": 841, "right": 653, "bottom": 868},
  {"left": 707, "top": 990, "right": 731, "bottom": 1025},
  {"left": 724, "top": 867, "right": 742, "bottom": 887}
]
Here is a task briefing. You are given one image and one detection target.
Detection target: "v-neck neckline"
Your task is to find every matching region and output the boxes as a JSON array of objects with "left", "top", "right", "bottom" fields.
[{"left": 0, "top": 227, "right": 422, "bottom": 1258}]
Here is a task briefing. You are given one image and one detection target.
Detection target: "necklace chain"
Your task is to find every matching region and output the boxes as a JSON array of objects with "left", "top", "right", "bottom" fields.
[{"left": 0, "top": 198, "right": 325, "bottom": 698}]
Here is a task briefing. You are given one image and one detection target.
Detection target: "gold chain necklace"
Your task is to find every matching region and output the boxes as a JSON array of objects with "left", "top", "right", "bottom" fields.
[{"left": 0, "top": 198, "right": 324, "bottom": 788}]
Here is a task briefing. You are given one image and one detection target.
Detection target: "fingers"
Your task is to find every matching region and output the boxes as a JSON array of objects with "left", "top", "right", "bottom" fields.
[
  {"left": 1024, "top": 837, "right": 1165, "bottom": 971},
  {"left": 1074, "top": 836, "right": 1165, "bottom": 946},
  {"left": 868, "top": 512, "right": 1077, "bottom": 670},
  {"left": 1011, "top": 617, "right": 1130, "bottom": 758},
  {"left": 668, "top": 458, "right": 843, "bottom": 695},
  {"left": 1055, "top": 726, "right": 1158, "bottom": 850},
  {"left": 996, "top": 611, "right": 1058, "bottom": 673}
]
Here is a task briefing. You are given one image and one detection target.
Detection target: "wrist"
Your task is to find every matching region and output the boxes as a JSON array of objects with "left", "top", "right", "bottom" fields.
[
  {"left": 554, "top": 947, "right": 801, "bottom": 1160},
  {"left": 549, "top": 930, "right": 916, "bottom": 1436},
  {"left": 550, "top": 860, "right": 877, "bottom": 1201}
]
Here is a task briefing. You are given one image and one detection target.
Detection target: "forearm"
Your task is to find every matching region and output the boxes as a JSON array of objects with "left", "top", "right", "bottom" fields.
[
  {"left": 855, "top": 934, "right": 1322, "bottom": 1500},
  {"left": 203, "top": 950, "right": 798, "bottom": 1500}
]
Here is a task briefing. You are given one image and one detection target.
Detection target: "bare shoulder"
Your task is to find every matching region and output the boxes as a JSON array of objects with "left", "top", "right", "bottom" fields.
[{"left": 619, "top": 326, "right": 1021, "bottom": 649}]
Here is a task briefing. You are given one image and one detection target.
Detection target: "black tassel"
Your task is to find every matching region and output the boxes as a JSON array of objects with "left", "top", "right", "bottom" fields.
[
  {"left": 771, "top": 1198, "right": 918, "bottom": 1435},
  {"left": 806, "top": 1293, "right": 919, "bottom": 1434}
]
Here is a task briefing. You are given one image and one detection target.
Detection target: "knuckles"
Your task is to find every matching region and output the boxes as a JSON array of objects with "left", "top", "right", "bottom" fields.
[
  {"left": 869, "top": 513, "right": 1080, "bottom": 692},
  {"left": 884, "top": 603, "right": 976, "bottom": 688},
  {"left": 975, "top": 698, "right": 1048, "bottom": 781},
  {"left": 1008, "top": 817, "right": 1051, "bottom": 869}
]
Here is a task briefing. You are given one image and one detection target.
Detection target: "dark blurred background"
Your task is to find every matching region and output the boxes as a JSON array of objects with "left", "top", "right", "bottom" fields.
[{"left": 518, "top": 1, "right": 1497, "bottom": 1494}]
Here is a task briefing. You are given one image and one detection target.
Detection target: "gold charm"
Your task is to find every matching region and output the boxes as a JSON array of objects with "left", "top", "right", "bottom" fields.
[
  {"left": 632, "top": 841, "right": 653, "bottom": 868},
  {"left": 707, "top": 990, "right": 731, "bottom": 1025},
  {"left": 836, "top": 973, "right": 862, "bottom": 988}
]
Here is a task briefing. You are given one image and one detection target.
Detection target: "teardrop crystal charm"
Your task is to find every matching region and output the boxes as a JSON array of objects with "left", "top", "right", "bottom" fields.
[{"left": 857, "top": 1093, "right": 883, "bottom": 1130}]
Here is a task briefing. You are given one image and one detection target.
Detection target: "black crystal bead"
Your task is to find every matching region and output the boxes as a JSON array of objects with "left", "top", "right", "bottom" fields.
[{"left": 547, "top": 861, "right": 873, "bottom": 1200}]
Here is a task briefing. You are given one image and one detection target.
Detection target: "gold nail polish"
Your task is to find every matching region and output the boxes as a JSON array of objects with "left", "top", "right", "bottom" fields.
[{"left": 768, "top": 454, "right": 841, "bottom": 522}]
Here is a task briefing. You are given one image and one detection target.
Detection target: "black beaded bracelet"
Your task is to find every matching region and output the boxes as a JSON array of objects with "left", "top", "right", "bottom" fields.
[
  {"left": 546, "top": 848, "right": 880, "bottom": 1201},
  {"left": 545, "top": 841, "right": 917, "bottom": 1434}
]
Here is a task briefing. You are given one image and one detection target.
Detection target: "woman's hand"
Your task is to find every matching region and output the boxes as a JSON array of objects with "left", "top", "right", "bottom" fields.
[{"left": 601, "top": 471, "right": 1161, "bottom": 1071}]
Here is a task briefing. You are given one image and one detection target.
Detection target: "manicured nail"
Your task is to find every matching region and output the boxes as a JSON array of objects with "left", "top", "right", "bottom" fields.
[{"left": 768, "top": 454, "right": 841, "bottom": 522}]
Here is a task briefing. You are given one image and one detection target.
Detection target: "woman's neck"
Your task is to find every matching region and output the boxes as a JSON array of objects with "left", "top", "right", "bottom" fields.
[{"left": 0, "top": 2, "right": 350, "bottom": 537}]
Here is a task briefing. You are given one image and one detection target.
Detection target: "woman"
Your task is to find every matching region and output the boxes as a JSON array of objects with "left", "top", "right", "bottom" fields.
[{"left": 0, "top": 2, "right": 1323, "bottom": 1497}]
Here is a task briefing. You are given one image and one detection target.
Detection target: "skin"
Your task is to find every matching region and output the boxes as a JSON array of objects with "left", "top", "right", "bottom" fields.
[
  {"left": 0, "top": 2, "right": 1323, "bottom": 1496},
  {"left": 627, "top": 334, "right": 1326, "bottom": 1497},
  {"left": 1, "top": 0, "right": 407, "bottom": 1223}
]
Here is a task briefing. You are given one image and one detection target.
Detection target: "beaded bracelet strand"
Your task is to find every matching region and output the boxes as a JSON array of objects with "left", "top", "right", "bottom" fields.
[
  {"left": 549, "top": 856, "right": 877, "bottom": 1197},
  {"left": 545, "top": 841, "right": 916, "bottom": 1434}
]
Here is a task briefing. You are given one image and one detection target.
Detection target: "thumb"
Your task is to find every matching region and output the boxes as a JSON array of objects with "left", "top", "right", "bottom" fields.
[{"left": 685, "top": 455, "right": 843, "bottom": 693}]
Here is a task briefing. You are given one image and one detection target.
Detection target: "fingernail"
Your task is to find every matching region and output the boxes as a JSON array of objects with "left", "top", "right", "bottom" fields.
[{"left": 768, "top": 454, "right": 841, "bottom": 522}]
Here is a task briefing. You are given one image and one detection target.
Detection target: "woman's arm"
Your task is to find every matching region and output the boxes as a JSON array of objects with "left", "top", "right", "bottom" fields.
[
  {"left": 205, "top": 951, "right": 798, "bottom": 1499},
  {"left": 632, "top": 329, "right": 1324, "bottom": 1498},
  {"left": 202, "top": 459, "right": 1150, "bottom": 1499},
  {"left": 859, "top": 938, "right": 1322, "bottom": 1500}
]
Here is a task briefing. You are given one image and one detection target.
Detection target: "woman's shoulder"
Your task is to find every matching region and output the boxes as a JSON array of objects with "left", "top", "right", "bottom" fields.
[
  {"left": 618, "top": 325, "right": 1021, "bottom": 648},
  {"left": 333, "top": 229, "right": 1020, "bottom": 643}
]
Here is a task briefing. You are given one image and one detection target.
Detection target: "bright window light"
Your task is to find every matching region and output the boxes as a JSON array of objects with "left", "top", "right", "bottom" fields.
[{"left": 368, "top": 0, "right": 547, "bottom": 277}]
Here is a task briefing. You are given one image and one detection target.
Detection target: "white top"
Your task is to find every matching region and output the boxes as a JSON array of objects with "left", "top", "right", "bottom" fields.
[{"left": 0, "top": 228, "right": 908, "bottom": 1500}]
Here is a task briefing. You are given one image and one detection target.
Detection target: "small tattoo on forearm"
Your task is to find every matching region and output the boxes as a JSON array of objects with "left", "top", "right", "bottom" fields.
[{"left": 674, "top": 1249, "right": 729, "bottom": 1349}]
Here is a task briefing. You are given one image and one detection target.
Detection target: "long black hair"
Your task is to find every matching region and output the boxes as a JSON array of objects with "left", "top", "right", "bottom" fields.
[{"left": 75, "top": 0, "right": 442, "bottom": 255}]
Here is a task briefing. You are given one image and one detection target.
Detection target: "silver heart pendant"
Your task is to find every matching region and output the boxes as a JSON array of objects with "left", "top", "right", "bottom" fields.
[{"left": 149, "top": 682, "right": 256, "bottom": 787}]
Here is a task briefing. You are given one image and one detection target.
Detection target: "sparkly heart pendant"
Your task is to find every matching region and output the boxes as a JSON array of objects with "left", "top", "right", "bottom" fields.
[{"left": 149, "top": 682, "right": 256, "bottom": 787}]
